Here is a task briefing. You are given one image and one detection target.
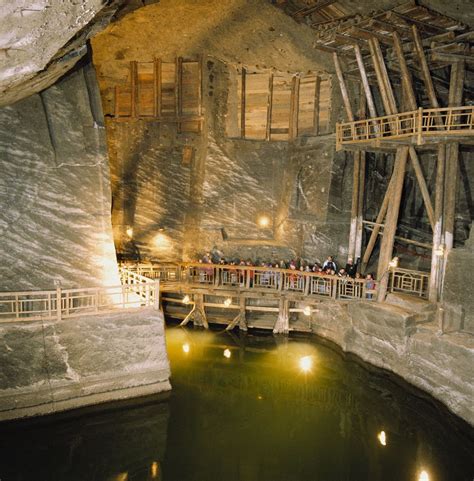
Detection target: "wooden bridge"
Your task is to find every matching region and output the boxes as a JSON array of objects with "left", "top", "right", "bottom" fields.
[
  {"left": 120, "top": 262, "right": 430, "bottom": 333},
  {"left": 336, "top": 105, "right": 474, "bottom": 151}
]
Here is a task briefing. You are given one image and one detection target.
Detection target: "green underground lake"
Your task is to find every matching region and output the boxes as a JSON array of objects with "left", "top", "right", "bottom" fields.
[{"left": 0, "top": 325, "right": 473, "bottom": 481}]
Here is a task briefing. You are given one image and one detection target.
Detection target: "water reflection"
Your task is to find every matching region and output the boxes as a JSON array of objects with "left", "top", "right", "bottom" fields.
[{"left": 0, "top": 326, "right": 472, "bottom": 481}]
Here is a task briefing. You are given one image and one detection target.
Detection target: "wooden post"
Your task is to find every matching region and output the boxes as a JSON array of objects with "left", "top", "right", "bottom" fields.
[
  {"left": 154, "top": 280, "right": 160, "bottom": 310},
  {"left": 56, "top": 287, "right": 62, "bottom": 322},
  {"left": 239, "top": 296, "right": 247, "bottom": 331},
  {"left": 241, "top": 67, "right": 246, "bottom": 138},
  {"left": 114, "top": 86, "right": 120, "bottom": 118},
  {"left": 444, "top": 61, "right": 465, "bottom": 252},
  {"left": 369, "top": 38, "right": 397, "bottom": 115},
  {"left": 376, "top": 146, "right": 409, "bottom": 302},
  {"left": 361, "top": 171, "right": 396, "bottom": 272},
  {"left": 408, "top": 146, "right": 435, "bottom": 230},
  {"left": 266, "top": 73, "right": 274, "bottom": 141},
  {"left": 392, "top": 31, "right": 417, "bottom": 111},
  {"left": 355, "top": 150, "right": 365, "bottom": 261},
  {"left": 289, "top": 75, "right": 300, "bottom": 140},
  {"left": 176, "top": 57, "right": 183, "bottom": 132},
  {"left": 130, "top": 61, "right": 138, "bottom": 118},
  {"left": 412, "top": 25, "right": 439, "bottom": 109},
  {"left": 273, "top": 297, "right": 289, "bottom": 334},
  {"left": 154, "top": 57, "right": 162, "bottom": 117},
  {"left": 429, "top": 145, "right": 445, "bottom": 302},
  {"left": 353, "top": 44, "right": 377, "bottom": 118},
  {"left": 348, "top": 151, "right": 360, "bottom": 260},
  {"left": 333, "top": 53, "right": 354, "bottom": 122}
]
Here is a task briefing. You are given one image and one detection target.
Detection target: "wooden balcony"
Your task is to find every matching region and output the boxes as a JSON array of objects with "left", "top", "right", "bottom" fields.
[{"left": 336, "top": 106, "right": 474, "bottom": 151}]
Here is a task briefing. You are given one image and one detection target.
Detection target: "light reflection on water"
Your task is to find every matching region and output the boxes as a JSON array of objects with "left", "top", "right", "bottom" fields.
[{"left": 0, "top": 326, "right": 473, "bottom": 481}]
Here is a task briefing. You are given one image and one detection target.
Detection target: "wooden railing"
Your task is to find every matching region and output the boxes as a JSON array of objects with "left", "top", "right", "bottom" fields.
[
  {"left": 336, "top": 106, "right": 474, "bottom": 148},
  {"left": 0, "top": 268, "right": 159, "bottom": 324},
  {"left": 389, "top": 267, "right": 429, "bottom": 299},
  {"left": 125, "top": 262, "right": 378, "bottom": 301}
]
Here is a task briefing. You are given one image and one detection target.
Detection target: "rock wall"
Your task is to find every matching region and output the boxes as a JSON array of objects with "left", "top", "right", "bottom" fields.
[
  {"left": 93, "top": 0, "right": 353, "bottom": 265},
  {"left": 307, "top": 299, "right": 474, "bottom": 426},
  {"left": 0, "top": 308, "right": 171, "bottom": 421},
  {"left": 0, "top": 60, "right": 119, "bottom": 291}
]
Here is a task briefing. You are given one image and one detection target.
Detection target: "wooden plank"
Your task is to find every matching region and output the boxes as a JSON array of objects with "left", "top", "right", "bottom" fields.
[
  {"left": 392, "top": 31, "right": 417, "bottom": 111},
  {"left": 137, "top": 62, "right": 155, "bottom": 117},
  {"left": 313, "top": 75, "right": 320, "bottom": 135},
  {"left": 377, "top": 146, "right": 409, "bottom": 301},
  {"left": 114, "top": 86, "right": 119, "bottom": 118},
  {"left": 266, "top": 73, "right": 274, "bottom": 140},
  {"left": 289, "top": 75, "right": 300, "bottom": 139},
  {"left": 353, "top": 44, "right": 377, "bottom": 118},
  {"left": 333, "top": 53, "right": 354, "bottom": 122},
  {"left": 411, "top": 25, "right": 439, "bottom": 109},
  {"left": 361, "top": 172, "right": 395, "bottom": 272},
  {"left": 130, "top": 61, "right": 138, "bottom": 118},
  {"left": 370, "top": 38, "right": 398, "bottom": 115},
  {"left": 297, "top": 74, "right": 317, "bottom": 135},
  {"left": 369, "top": 39, "right": 393, "bottom": 116},
  {"left": 241, "top": 68, "right": 246, "bottom": 138},
  {"left": 348, "top": 151, "right": 360, "bottom": 259},
  {"left": 154, "top": 58, "right": 161, "bottom": 117},
  {"left": 271, "top": 74, "right": 292, "bottom": 141},
  {"left": 429, "top": 144, "right": 445, "bottom": 302},
  {"left": 176, "top": 57, "right": 182, "bottom": 132},
  {"left": 408, "top": 146, "right": 435, "bottom": 230}
]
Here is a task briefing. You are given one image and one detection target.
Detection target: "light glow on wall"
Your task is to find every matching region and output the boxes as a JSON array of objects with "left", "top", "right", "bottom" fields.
[
  {"left": 257, "top": 215, "right": 271, "bottom": 228},
  {"left": 418, "top": 470, "right": 430, "bottom": 481},
  {"left": 126, "top": 227, "right": 133, "bottom": 238},
  {"left": 182, "top": 343, "right": 190, "bottom": 354},
  {"left": 377, "top": 430, "right": 387, "bottom": 446},
  {"left": 223, "top": 348, "right": 232, "bottom": 358},
  {"left": 151, "top": 462, "right": 159, "bottom": 479},
  {"left": 224, "top": 297, "right": 232, "bottom": 307}
]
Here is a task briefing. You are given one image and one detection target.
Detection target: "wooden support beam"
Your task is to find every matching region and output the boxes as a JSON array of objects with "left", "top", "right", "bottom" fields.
[
  {"left": 408, "top": 146, "right": 435, "bottom": 231},
  {"left": 361, "top": 171, "right": 395, "bottom": 273},
  {"left": 369, "top": 38, "right": 397, "bottom": 116},
  {"left": 444, "top": 61, "right": 465, "bottom": 252},
  {"left": 376, "top": 146, "right": 409, "bottom": 301},
  {"left": 176, "top": 57, "right": 183, "bottom": 132},
  {"left": 348, "top": 151, "right": 360, "bottom": 259},
  {"left": 355, "top": 150, "right": 366, "bottom": 260},
  {"left": 353, "top": 44, "right": 377, "bottom": 118},
  {"left": 392, "top": 31, "right": 417, "bottom": 111},
  {"left": 114, "top": 86, "right": 119, "bottom": 118},
  {"left": 289, "top": 75, "right": 300, "bottom": 140},
  {"left": 370, "top": 38, "right": 398, "bottom": 114},
  {"left": 429, "top": 144, "right": 445, "bottom": 302},
  {"left": 333, "top": 53, "right": 354, "bottom": 122},
  {"left": 313, "top": 75, "right": 321, "bottom": 135},
  {"left": 411, "top": 25, "right": 439, "bottom": 109},
  {"left": 130, "top": 60, "right": 138, "bottom": 118},
  {"left": 273, "top": 297, "right": 289, "bottom": 334},
  {"left": 266, "top": 73, "right": 274, "bottom": 141},
  {"left": 241, "top": 67, "right": 246, "bottom": 139},
  {"left": 154, "top": 57, "right": 161, "bottom": 117}
]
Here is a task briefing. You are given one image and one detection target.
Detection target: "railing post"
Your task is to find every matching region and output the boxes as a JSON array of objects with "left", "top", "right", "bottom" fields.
[
  {"left": 154, "top": 280, "right": 160, "bottom": 310},
  {"left": 389, "top": 268, "right": 395, "bottom": 294},
  {"left": 56, "top": 287, "right": 62, "bottom": 321},
  {"left": 332, "top": 278, "right": 338, "bottom": 300},
  {"left": 95, "top": 288, "right": 100, "bottom": 312},
  {"left": 417, "top": 107, "right": 423, "bottom": 145}
]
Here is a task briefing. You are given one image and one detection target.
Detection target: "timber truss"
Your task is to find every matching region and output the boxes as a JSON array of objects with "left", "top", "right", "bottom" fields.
[{"left": 315, "top": 1, "right": 473, "bottom": 304}]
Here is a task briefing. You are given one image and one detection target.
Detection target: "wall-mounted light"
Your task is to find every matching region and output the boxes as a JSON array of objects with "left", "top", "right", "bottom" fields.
[
  {"left": 257, "top": 215, "right": 271, "bottom": 228},
  {"left": 223, "top": 348, "right": 232, "bottom": 359},
  {"left": 224, "top": 298, "right": 232, "bottom": 307},
  {"left": 126, "top": 227, "right": 133, "bottom": 238},
  {"left": 389, "top": 256, "right": 399, "bottom": 268},
  {"left": 377, "top": 430, "right": 387, "bottom": 446},
  {"left": 418, "top": 470, "right": 430, "bottom": 481},
  {"left": 182, "top": 343, "right": 190, "bottom": 354},
  {"left": 182, "top": 295, "right": 191, "bottom": 305},
  {"left": 303, "top": 306, "right": 311, "bottom": 316}
]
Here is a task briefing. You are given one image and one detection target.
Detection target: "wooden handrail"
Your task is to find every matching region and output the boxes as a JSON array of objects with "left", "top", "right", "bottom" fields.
[{"left": 336, "top": 105, "right": 474, "bottom": 148}]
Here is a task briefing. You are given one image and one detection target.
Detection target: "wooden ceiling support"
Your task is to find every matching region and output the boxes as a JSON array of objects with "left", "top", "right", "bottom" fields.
[
  {"left": 333, "top": 53, "right": 354, "bottom": 121},
  {"left": 392, "top": 31, "right": 417, "bottom": 111},
  {"left": 353, "top": 44, "right": 377, "bottom": 118}
]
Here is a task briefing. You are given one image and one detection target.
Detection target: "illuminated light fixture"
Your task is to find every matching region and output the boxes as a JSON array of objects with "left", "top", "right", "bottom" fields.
[
  {"left": 418, "top": 470, "right": 430, "bottom": 481},
  {"left": 257, "top": 215, "right": 271, "bottom": 228},
  {"left": 303, "top": 306, "right": 311, "bottom": 316},
  {"left": 223, "top": 348, "right": 232, "bottom": 359},
  {"left": 377, "top": 430, "right": 387, "bottom": 446},
  {"left": 224, "top": 297, "right": 232, "bottom": 307},
  {"left": 299, "top": 355, "right": 312, "bottom": 372},
  {"left": 151, "top": 462, "right": 159, "bottom": 479},
  {"left": 182, "top": 295, "right": 191, "bottom": 305},
  {"left": 182, "top": 343, "right": 190, "bottom": 354},
  {"left": 154, "top": 232, "right": 169, "bottom": 248},
  {"left": 389, "top": 256, "right": 399, "bottom": 268},
  {"left": 126, "top": 227, "right": 133, "bottom": 238},
  {"left": 257, "top": 395, "right": 263, "bottom": 400}
]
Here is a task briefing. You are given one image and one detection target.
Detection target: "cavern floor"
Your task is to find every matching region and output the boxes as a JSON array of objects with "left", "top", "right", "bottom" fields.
[{"left": 0, "top": 325, "right": 473, "bottom": 481}]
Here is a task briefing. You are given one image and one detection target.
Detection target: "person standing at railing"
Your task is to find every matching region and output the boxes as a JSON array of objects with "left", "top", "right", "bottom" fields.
[
  {"left": 345, "top": 257, "right": 359, "bottom": 278},
  {"left": 322, "top": 256, "right": 337, "bottom": 272},
  {"left": 365, "top": 273, "right": 376, "bottom": 300}
]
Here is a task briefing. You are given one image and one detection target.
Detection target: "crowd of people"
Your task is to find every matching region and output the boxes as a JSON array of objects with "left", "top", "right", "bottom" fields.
[{"left": 197, "top": 247, "right": 376, "bottom": 290}]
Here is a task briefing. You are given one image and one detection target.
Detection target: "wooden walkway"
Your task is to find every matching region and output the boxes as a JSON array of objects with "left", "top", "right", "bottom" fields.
[{"left": 336, "top": 106, "right": 474, "bottom": 151}]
